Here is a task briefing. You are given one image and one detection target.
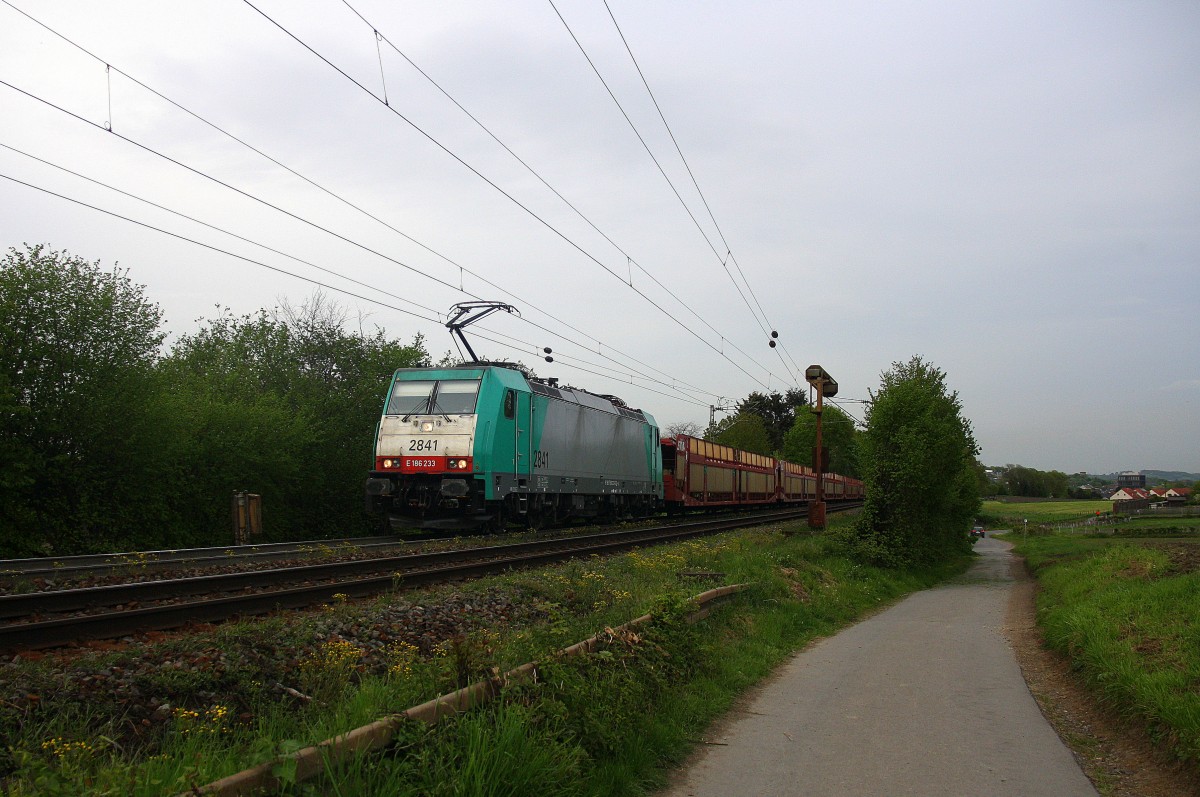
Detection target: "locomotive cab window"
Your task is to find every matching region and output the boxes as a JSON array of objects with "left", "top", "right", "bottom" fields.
[
  {"left": 431, "top": 380, "right": 481, "bottom": 415},
  {"left": 387, "top": 380, "right": 435, "bottom": 416},
  {"left": 504, "top": 389, "right": 516, "bottom": 419},
  {"left": 387, "top": 379, "right": 481, "bottom": 416}
]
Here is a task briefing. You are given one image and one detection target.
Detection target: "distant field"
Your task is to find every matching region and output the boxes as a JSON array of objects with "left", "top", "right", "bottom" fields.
[
  {"left": 983, "top": 500, "right": 1199, "bottom": 534},
  {"left": 981, "top": 500, "right": 1110, "bottom": 523}
]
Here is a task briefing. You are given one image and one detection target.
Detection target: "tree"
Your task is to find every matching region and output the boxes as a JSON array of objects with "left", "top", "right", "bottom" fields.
[
  {"left": 161, "top": 295, "right": 430, "bottom": 541},
  {"left": 1001, "top": 465, "right": 1070, "bottom": 498},
  {"left": 737, "top": 389, "right": 808, "bottom": 454},
  {"left": 781, "top": 403, "right": 861, "bottom": 478},
  {"left": 664, "top": 420, "right": 703, "bottom": 438},
  {"left": 971, "top": 460, "right": 992, "bottom": 498},
  {"left": 839, "top": 356, "right": 980, "bottom": 567},
  {"left": 0, "top": 244, "right": 170, "bottom": 554},
  {"left": 706, "top": 411, "right": 771, "bottom": 454}
]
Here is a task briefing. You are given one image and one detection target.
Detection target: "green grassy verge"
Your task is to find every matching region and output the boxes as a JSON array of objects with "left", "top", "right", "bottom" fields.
[
  {"left": 984, "top": 500, "right": 1199, "bottom": 537},
  {"left": 0, "top": 514, "right": 969, "bottom": 796},
  {"left": 1010, "top": 534, "right": 1200, "bottom": 767},
  {"left": 982, "top": 499, "right": 1112, "bottom": 524}
]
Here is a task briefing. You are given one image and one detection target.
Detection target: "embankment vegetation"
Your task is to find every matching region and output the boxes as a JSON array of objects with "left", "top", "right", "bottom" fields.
[
  {"left": 1, "top": 244, "right": 429, "bottom": 556},
  {"left": 1011, "top": 533, "right": 1200, "bottom": 772},
  {"left": 0, "top": 517, "right": 970, "bottom": 795}
]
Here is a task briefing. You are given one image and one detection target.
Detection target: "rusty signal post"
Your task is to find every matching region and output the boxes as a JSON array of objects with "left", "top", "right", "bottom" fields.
[{"left": 805, "top": 365, "right": 838, "bottom": 529}]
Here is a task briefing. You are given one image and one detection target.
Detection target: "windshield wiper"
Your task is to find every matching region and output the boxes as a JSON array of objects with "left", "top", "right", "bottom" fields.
[
  {"left": 429, "top": 399, "right": 452, "bottom": 422},
  {"left": 400, "top": 402, "right": 427, "bottom": 422}
]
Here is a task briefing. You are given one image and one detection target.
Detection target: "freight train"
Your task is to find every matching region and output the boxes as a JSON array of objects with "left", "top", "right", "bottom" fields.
[{"left": 364, "top": 362, "right": 863, "bottom": 531}]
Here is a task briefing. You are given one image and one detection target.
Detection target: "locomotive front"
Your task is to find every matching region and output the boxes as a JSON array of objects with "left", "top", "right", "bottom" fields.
[{"left": 365, "top": 366, "right": 493, "bottom": 529}]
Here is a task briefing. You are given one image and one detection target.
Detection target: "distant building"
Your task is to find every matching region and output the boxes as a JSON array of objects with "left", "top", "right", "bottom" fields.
[
  {"left": 1110, "top": 488, "right": 1150, "bottom": 501},
  {"left": 1117, "top": 471, "right": 1146, "bottom": 489}
]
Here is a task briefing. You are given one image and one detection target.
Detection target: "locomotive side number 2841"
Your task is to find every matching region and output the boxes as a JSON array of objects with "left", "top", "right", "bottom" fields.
[{"left": 409, "top": 439, "right": 438, "bottom": 452}]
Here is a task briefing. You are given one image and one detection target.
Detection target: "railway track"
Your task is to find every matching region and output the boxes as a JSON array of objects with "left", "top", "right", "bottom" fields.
[
  {"left": 0, "top": 508, "right": 842, "bottom": 651},
  {"left": 0, "top": 535, "right": 416, "bottom": 585}
]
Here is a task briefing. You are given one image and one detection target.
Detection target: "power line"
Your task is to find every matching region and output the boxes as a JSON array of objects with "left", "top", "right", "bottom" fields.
[
  {"left": 599, "top": 0, "right": 807, "bottom": 385},
  {"left": 0, "top": 171, "right": 444, "bottom": 326},
  {"left": 338, "top": 0, "right": 782, "bottom": 389},
  {"left": 3, "top": 137, "right": 725, "bottom": 403},
  {"left": 550, "top": 0, "right": 805, "bottom": 389},
  {"left": 3, "top": 127, "right": 735, "bottom": 407},
  {"left": 239, "top": 0, "right": 776, "bottom": 391},
  {"left": 1, "top": 2, "right": 810, "bottom": 414},
  {"left": 0, "top": 169, "right": 719, "bottom": 408},
  {"left": 0, "top": 141, "right": 445, "bottom": 319},
  {"left": 547, "top": 0, "right": 766, "bottom": 334},
  {"left": 3, "top": 73, "right": 730, "bottom": 410},
  {"left": 0, "top": 0, "right": 739, "bottom": 404}
]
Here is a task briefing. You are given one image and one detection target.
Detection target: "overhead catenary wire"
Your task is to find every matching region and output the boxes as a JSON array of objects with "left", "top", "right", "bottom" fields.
[
  {"left": 1, "top": 138, "right": 724, "bottom": 404},
  {"left": 337, "top": 0, "right": 784, "bottom": 389},
  {"left": 461, "top": 329, "right": 711, "bottom": 410},
  {"left": 546, "top": 0, "right": 766, "bottom": 338},
  {"left": 0, "top": 1, "right": 825, "bottom": 416},
  {"left": 0, "top": 141, "right": 445, "bottom": 320},
  {"left": 0, "top": 0, "right": 722, "bottom": 404},
  {"left": 2, "top": 114, "right": 738, "bottom": 408},
  {"left": 0, "top": 168, "right": 721, "bottom": 407},
  {"left": 599, "top": 0, "right": 808, "bottom": 385},
  {"left": 239, "top": 0, "right": 778, "bottom": 392},
  {"left": 1, "top": 73, "right": 727, "bottom": 407},
  {"left": 550, "top": 0, "right": 804, "bottom": 388},
  {"left": 466, "top": 324, "right": 713, "bottom": 404},
  {"left": 0, "top": 172, "right": 444, "bottom": 327}
]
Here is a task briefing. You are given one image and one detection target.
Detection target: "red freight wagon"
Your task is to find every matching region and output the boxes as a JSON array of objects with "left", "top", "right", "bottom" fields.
[
  {"left": 660, "top": 434, "right": 864, "bottom": 514},
  {"left": 779, "top": 459, "right": 817, "bottom": 503},
  {"left": 661, "top": 435, "right": 777, "bottom": 509}
]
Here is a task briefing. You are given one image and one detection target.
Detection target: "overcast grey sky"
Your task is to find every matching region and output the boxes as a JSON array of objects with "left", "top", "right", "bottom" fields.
[{"left": 1, "top": 0, "right": 1197, "bottom": 474}]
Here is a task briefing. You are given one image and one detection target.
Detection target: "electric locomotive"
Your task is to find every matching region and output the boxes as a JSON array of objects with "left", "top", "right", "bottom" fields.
[{"left": 365, "top": 363, "right": 663, "bottom": 531}]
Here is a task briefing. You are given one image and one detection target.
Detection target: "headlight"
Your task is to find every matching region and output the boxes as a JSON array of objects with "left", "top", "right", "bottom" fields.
[
  {"left": 383, "top": 459, "right": 394, "bottom": 468},
  {"left": 458, "top": 459, "right": 468, "bottom": 469},
  {"left": 421, "top": 421, "right": 434, "bottom": 432}
]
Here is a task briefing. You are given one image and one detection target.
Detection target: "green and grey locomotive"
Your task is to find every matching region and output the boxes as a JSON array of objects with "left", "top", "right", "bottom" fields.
[{"left": 365, "top": 364, "right": 663, "bottom": 531}]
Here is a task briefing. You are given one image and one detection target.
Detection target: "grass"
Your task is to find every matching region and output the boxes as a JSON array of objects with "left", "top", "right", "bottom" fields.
[
  {"left": 1011, "top": 534, "right": 1200, "bottom": 768},
  {"left": 0, "top": 514, "right": 971, "bottom": 796},
  {"left": 984, "top": 499, "right": 1199, "bottom": 537},
  {"left": 982, "top": 499, "right": 1112, "bottom": 524}
]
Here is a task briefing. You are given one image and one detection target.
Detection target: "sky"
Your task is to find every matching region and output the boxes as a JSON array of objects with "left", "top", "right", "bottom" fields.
[{"left": 1, "top": 0, "right": 1197, "bottom": 475}]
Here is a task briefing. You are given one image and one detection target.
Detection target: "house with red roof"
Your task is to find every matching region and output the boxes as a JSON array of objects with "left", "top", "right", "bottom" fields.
[{"left": 1109, "top": 487, "right": 1150, "bottom": 501}]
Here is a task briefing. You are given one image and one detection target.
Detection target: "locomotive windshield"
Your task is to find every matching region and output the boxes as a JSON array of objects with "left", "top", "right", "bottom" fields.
[
  {"left": 386, "top": 379, "right": 481, "bottom": 416},
  {"left": 432, "top": 380, "right": 481, "bottom": 415},
  {"left": 387, "top": 380, "right": 435, "bottom": 416}
]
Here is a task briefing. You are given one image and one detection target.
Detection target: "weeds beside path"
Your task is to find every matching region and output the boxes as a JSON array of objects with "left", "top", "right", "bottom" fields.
[
  {"left": 1008, "top": 534, "right": 1200, "bottom": 796},
  {"left": 0, "top": 516, "right": 969, "bottom": 796}
]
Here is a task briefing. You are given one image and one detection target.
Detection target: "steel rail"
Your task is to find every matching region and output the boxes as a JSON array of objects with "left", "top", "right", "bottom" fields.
[
  {"left": 0, "top": 536, "right": 412, "bottom": 582},
  {"left": 0, "top": 507, "right": 818, "bottom": 650},
  {"left": 0, "top": 509, "right": 812, "bottom": 619}
]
